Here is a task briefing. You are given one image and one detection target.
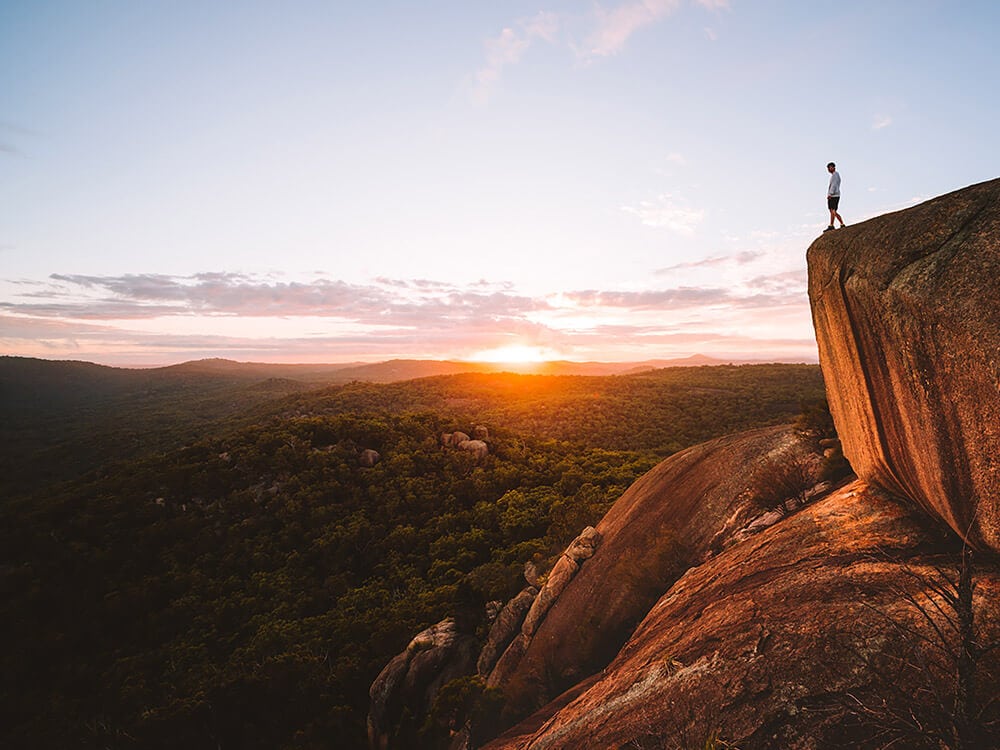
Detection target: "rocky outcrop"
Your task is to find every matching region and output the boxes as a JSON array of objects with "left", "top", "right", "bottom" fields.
[
  {"left": 484, "top": 425, "right": 808, "bottom": 726},
  {"left": 486, "top": 526, "right": 604, "bottom": 691},
  {"left": 511, "top": 527, "right": 600, "bottom": 641},
  {"left": 484, "top": 482, "right": 1000, "bottom": 749},
  {"left": 458, "top": 439, "right": 489, "bottom": 459},
  {"left": 808, "top": 178, "right": 1000, "bottom": 552},
  {"left": 368, "top": 617, "right": 478, "bottom": 750},
  {"left": 478, "top": 587, "right": 538, "bottom": 677},
  {"left": 442, "top": 432, "right": 471, "bottom": 448},
  {"left": 359, "top": 448, "right": 381, "bottom": 468}
]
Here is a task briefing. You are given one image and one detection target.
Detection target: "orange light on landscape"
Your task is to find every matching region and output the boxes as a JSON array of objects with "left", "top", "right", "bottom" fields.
[{"left": 467, "top": 344, "right": 557, "bottom": 364}]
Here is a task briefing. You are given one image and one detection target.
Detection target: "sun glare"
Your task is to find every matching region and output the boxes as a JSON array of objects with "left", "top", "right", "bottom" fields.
[{"left": 467, "top": 344, "right": 557, "bottom": 364}]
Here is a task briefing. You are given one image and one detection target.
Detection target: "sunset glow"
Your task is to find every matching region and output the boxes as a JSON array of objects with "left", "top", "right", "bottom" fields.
[
  {"left": 2, "top": 2, "right": 996, "bottom": 366},
  {"left": 468, "top": 344, "right": 560, "bottom": 364}
]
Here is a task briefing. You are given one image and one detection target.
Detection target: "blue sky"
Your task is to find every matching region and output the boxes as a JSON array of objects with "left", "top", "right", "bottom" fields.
[{"left": 2, "top": 0, "right": 998, "bottom": 365}]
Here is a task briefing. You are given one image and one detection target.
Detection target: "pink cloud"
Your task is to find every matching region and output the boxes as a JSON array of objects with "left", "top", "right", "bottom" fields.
[
  {"left": 1, "top": 268, "right": 815, "bottom": 365},
  {"left": 586, "top": 0, "right": 682, "bottom": 58}
]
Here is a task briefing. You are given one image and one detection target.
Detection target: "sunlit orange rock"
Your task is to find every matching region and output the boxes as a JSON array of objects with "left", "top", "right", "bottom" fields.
[
  {"left": 483, "top": 483, "right": 1000, "bottom": 749},
  {"left": 485, "top": 425, "right": 807, "bottom": 727},
  {"left": 808, "top": 178, "right": 1000, "bottom": 552}
]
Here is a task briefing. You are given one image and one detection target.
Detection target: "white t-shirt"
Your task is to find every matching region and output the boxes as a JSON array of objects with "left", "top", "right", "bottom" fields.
[{"left": 828, "top": 171, "right": 841, "bottom": 197}]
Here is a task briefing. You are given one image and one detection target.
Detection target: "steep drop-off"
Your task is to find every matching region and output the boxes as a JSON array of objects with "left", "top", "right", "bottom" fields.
[{"left": 808, "top": 178, "right": 1000, "bottom": 552}]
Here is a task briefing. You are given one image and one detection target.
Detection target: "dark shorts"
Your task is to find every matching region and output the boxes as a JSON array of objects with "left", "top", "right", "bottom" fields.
[{"left": 828, "top": 196, "right": 840, "bottom": 210}]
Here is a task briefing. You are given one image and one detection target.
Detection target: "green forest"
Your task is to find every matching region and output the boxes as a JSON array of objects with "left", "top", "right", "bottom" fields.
[{"left": 0, "top": 362, "right": 826, "bottom": 749}]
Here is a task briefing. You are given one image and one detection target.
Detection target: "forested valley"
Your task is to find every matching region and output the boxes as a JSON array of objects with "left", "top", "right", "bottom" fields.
[{"left": 0, "top": 361, "right": 826, "bottom": 749}]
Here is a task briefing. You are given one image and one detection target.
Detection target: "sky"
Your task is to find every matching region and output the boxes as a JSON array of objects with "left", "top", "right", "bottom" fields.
[{"left": 2, "top": 0, "right": 998, "bottom": 366}]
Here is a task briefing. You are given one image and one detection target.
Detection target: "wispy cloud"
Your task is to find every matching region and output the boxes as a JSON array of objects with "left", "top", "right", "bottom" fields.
[
  {"left": 0, "top": 120, "right": 37, "bottom": 156},
  {"left": 583, "top": 0, "right": 730, "bottom": 57},
  {"left": 564, "top": 273, "right": 804, "bottom": 311},
  {"left": 657, "top": 251, "right": 761, "bottom": 274},
  {"left": 585, "top": 0, "right": 682, "bottom": 58},
  {"left": 872, "top": 113, "right": 893, "bottom": 130},
  {"left": 7, "top": 273, "right": 545, "bottom": 326},
  {"left": 471, "top": 1, "right": 730, "bottom": 99},
  {"left": 470, "top": 11, "right": 560, "bottom": 104},
  {"left": 621, "top": 193, "right": 705, "bottom": 234}
]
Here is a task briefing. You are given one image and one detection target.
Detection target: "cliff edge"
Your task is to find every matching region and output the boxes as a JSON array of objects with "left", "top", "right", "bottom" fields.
[{"left": 808, "top": 178, "right": 1000, "bottom": 552}]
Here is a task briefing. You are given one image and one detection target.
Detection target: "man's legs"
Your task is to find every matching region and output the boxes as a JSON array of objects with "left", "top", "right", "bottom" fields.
[{"left": 828, "top": 197, "right": 844, "bottom": 228}]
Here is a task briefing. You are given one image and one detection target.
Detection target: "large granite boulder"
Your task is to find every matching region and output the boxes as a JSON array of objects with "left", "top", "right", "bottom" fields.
[
  {"left": 359, "top": 448, "right": 381, "bottom": 468},
  {"left": 458, "top": 439, "right": 489, "bottom": 460},
  {"left": 808, "top": 177, "right": 1000, "bottom": 552},
  {"left": 484, "top": 425, "right": 809, "bottom": 726},
  {"left": 368, "top": 617, "right": 478, "bottom": 750}
]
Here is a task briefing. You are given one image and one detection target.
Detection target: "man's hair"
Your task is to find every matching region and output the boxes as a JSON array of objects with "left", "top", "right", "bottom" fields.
[{"left": 827, "top": 162, "right": 836, "bottom": 169}]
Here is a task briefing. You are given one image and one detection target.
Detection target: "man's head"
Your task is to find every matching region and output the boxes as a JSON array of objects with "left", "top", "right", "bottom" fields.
[{"left": 827, "top": 162, "right": 836, "bottom": 172}]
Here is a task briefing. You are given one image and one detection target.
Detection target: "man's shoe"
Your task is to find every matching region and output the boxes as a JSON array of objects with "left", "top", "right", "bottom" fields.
[{"left": 824, "top": 225, "right": 835, "bottom": 232}]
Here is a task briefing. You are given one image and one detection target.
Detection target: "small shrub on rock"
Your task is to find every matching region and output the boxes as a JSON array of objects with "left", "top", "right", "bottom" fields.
[{"left": 749, "top": 454, "right": 816, "bottom": 514}]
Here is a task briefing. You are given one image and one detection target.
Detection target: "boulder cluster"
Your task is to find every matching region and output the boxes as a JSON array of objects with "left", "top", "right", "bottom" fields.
[{"left": 442, "top": 426, "right": 491, "bottom": 460}]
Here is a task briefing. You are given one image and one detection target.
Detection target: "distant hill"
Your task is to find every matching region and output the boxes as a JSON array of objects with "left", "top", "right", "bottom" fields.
[
  {"left": 0, "top": 357, "right": 320, "bottom": 498},
  {"left": 0, "top": 355, "right": 820, "bottom": 500},
  {"left": 0, "top": 353, "right": 804, "bottom": 402},
  {"left": 151, "top": 356, "right": 727, "bottom": 383},
  {"left": 274, "top": 354, "right": 803, "bottom": 381}
]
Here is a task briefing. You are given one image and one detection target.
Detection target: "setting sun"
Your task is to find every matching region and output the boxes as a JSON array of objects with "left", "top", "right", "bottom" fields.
[{"left": 467, "top": 344, "right": 558, "bottom": 364}]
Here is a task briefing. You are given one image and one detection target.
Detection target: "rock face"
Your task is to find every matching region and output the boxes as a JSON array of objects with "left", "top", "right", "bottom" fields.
[
  {"left": 484, "top": 483, "right": 1000, "bottom": 749},
  {"left": 808, "top": 178, "right": 1000, "bottom": 553},
  {"left": 486, "top": 526, "right": 605, "bottom": 691},
  {"left": 477, "top": 587, "right": 538, "bottom": 677},
  {"left": 484, "top": 425, "right": 807, "bottom": 726},
  {"left": 368, "top": 617, "right": 478, "bottom": 750}
]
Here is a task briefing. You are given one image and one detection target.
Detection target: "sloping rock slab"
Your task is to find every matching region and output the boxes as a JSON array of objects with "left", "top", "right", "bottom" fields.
[
  {"left": 484, "top": 482, "right": 1000, "bottom": 749},
  {"left": 808, "top": 177, "right": 1000, "bottom": 552},
  {"left": 489, "top": 425, "right": 803, "bottom": 725}
]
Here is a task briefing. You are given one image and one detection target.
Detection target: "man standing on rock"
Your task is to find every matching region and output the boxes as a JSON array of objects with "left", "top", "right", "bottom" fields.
[{"left": 825, "top": 162, "right": 845, "bottom": 232}]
